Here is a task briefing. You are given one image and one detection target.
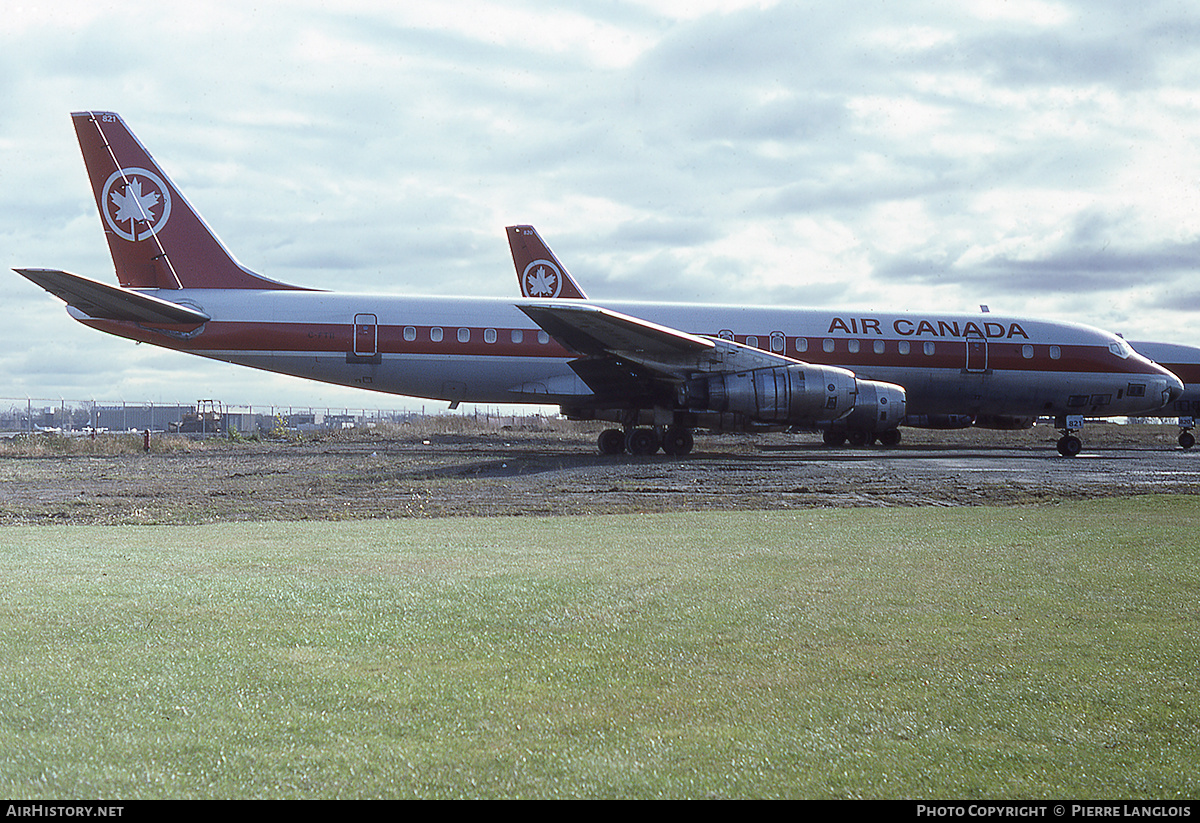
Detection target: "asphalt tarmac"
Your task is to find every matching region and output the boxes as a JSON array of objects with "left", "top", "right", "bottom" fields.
[{"left": 0, "top": 424, "right": 1196, "bottom": 524}]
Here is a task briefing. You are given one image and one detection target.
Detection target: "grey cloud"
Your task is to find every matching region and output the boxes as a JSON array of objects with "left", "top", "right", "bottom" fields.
[
  {"left": 1148, "top": 290, "right": 1200, "bottom": 314},
  {"left": 876, "top": 237, "right": 1200, "bottom": 296}
]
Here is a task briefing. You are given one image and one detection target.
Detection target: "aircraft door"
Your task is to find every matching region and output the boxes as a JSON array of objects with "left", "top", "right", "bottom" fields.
[
  {"left": 354, "top": 314, "right": 378, "bottom": 357},
  {"left": 349, "top": 313, "right": 382, "bottom": 364},
  {"left": 965, "top": 334, "right": 987, "bottom": 373}
]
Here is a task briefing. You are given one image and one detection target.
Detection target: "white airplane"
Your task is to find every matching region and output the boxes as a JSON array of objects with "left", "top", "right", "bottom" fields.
[
  {"left": 507, "top": 225, "right": 1185, "bottom": 456},
  {"left": 14, "top": 111, "right": 1184, "bottom": 458},
  {"left": 1127, "top": 340, "right": 1200, "bottom": 448}
]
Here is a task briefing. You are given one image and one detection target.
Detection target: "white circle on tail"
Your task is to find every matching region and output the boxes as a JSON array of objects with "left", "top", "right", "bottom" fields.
[
  {"left": 523, "top": 259, "right": 562, "bottom": 298},
  {"left": 102, "top": 167, "right": 172, "bottom": 242}
]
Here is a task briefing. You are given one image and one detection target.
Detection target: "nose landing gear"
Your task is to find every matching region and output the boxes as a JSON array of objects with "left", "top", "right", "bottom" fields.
[
  {"left": 1178, "top": 417, "right": 1195, "bottom": 450},
  {"left": 1055, "top": 415, "right": 1084, "bottom": 457},
  {"left": 1056, "top": 433, "right": 1083, "bottom": 457}
]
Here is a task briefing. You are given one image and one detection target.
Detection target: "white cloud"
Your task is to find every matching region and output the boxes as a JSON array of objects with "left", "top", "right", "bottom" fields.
[{"left": 965, "top": 0, "right": 1073, "bottom": 27}]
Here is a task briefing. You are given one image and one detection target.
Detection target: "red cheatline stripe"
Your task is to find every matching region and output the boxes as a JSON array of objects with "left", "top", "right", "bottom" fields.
[{"left": 82, "top": 318, "right": 1168, "bottom": 377}]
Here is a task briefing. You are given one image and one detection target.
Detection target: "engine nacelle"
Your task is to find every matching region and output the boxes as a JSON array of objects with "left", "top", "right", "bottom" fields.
[
  {"left": 679, "top": 364, "right": 858, "bottom": 424},
  {"left": 835, "top": 379, "right": 907, "bottom": 432}
]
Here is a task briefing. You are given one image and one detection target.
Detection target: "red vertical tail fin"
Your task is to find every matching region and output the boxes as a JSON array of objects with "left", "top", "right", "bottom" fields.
[
  {"left": 72, "top": 111, "right": 303, "bottom": 290},
  {"left": 506, "top": 225, "right": 588, "bottom": 299}
]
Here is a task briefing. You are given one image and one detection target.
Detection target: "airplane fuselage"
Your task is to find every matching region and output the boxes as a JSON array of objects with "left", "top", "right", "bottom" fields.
[{"left": 75, "top": 290, "right": 1178, "bottom": 421}]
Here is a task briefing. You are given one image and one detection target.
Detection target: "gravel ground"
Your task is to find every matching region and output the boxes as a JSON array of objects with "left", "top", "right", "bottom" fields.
[{"left": 0, "top": 423, "right": 1197, "bottom": 525}]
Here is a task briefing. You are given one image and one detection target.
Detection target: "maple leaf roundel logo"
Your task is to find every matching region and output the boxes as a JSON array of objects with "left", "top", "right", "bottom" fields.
[
  {"left": 101, "top": 167, "right": 172, "bottom": 242},
  {"left": 523, "top": 259, "right": 562, "bottom": 298}
]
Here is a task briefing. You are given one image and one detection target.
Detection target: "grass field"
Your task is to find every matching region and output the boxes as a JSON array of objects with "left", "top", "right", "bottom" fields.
[{"left": 0, "top": 497, "right": 1197, "bottom": 798}]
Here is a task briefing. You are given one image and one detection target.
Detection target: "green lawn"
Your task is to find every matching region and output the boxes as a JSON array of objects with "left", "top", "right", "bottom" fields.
[{"left": 0, "top": 497, "right": 1197, "bottom": 798}]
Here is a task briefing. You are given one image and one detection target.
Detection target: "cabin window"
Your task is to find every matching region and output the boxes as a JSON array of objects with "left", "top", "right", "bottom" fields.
[
  {"left": 457, "top": 328, "right": 471, "bottom": 343},
  {"left": 1022, "top": 345, "right": 1034, "bottom": 359},
  {"left": 719, "top": 329, "right": 734, "bottom": 341},
  {"left": 795, "top": 338, "right": 808, "bottom": 353},
  {"left": 538, "top": 331, "right": 550, "bottom": 345},
  {"left": 1091, "top": 394, "right": 1112, "bottom": 406},
  {"left": 770, "top": 332, "right": 785, "bottom": 353},
  {"left": 511, "top": 329, "right": 523, "bottom": 344},
  {"left": 1127, "top": 383, "right": 1146, "bottom": 398},
  {"left": 1068, "top": 395, "right": 1089, "bottom": 407},
  {"left": 746, "top": 336, "right": 759, "bottom": 349},
  {"left": 823, "top": 339, "right": 835, "bottom": 353},
  {"left": 923, "top": 341, "right": 935, "bottom": 356},
  {"left": 848, "top": 339, "right": 860, "bottom": 354},
  {"left": 430, "top": 327, "right": 443, "bottom": 343},
  {"left": 403, "top": 326, "right": 416, "bottom": 342},
  {"left": 874, "top": 340, "right": 885, "bottom": 355},
  {"left": 484, "top": 328, "right": 497, "bottom": 344},
  {"left": 899, "top": 341, "right": 911, "bottom": 355},
  {"left": 1049, "top": 346, "right": 1061, "bottom": 360}
]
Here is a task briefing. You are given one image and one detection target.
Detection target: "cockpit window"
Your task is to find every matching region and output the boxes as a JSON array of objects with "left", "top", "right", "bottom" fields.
[{"left": 1109, "top": 341, "right": 1131, "bottom": 359}]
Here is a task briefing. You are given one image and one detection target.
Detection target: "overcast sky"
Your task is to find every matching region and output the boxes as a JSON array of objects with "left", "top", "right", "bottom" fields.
[{"left": 5, "top": 0, "right": 1200, "bottom": 413}]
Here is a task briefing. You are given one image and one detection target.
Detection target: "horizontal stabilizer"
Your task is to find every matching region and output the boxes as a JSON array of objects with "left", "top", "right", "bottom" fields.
[{"left": 14, "top": 268, "right": 210, "bottom": 325}]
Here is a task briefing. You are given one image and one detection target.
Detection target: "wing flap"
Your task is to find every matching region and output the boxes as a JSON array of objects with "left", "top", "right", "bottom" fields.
[{"left": 15, "top": 268, "right": 210, "bottom": 325}]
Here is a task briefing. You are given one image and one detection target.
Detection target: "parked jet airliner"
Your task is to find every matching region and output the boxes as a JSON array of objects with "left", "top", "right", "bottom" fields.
[
  {"left": 14, "top": 111, "right": 1183, "bottom": 457},
  {"left": 1128, "top": 340, "right": 1200, "bottom": 449}
]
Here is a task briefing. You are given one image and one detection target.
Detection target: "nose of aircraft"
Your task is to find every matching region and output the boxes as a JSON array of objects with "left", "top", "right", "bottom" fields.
[{"left": 1163, "top": 369, "right": 1185, "bottom": 404}]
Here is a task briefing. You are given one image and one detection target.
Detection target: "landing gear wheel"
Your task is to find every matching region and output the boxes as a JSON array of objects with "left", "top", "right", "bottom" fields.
[
  {"left": 626, "top": 427, "right": 662, "bottom": 456},
  {"left": 1056, "top": 435, "right": 1083, "bottom": 457},
  {"left": 822, "top": 431, "right": 847, "bottom": 447},
  {"left": 597, "top": 428, "right": 626, "bottom": 455},
  {"left": 661, "top": 425, "right": 694, "bottom": 456},
  {"left": 879, "top": 429, "right": 902, "bottom": 447},
  {"left": 847, "top": 430, "right": 869, "bottom": 447},
  {"left": 1180, "top": 431, "right": 1196, "bottom": 450}
]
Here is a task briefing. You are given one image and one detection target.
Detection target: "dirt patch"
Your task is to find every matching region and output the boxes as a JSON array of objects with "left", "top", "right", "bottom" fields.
[{"left": 0, "top": 424, "right": 1197, "bottom": 525}]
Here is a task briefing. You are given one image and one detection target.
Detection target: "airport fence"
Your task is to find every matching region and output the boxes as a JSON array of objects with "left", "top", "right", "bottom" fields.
[{"left": 0, "top": 397, "right": 556, "bottom": 437}]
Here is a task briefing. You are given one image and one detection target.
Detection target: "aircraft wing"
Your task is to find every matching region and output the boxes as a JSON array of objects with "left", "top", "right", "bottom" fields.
[
  {"left": 518, "top": 302, "right": 800, "bottom": 380},
  {"left": 14, "top": 268, "right": 210, "bottom": 325}
]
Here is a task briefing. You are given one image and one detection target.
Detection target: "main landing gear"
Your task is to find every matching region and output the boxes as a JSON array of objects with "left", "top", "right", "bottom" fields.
[{"left": 597, "top": 425, "right": 695, "bottom": 456}]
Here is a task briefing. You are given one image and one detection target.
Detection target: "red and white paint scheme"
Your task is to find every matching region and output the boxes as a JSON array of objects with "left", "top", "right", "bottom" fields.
[
  {"left": 1129, "top": 341, "right": 1200, "bottom": 449},
  {"left": 508, "top": 225, "right": 1185, "bottom": 456},
  {"left": 15, "top": 111, "right": 1184, "bottom": 457}
]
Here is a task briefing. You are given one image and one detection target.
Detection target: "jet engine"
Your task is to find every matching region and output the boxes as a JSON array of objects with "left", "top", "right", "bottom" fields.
[
  {"left": 835, "top": 379, "right": 907, "bottom": 432},
  {"left": 678, "top": 364, "right": 859, "bottom": 424}
]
